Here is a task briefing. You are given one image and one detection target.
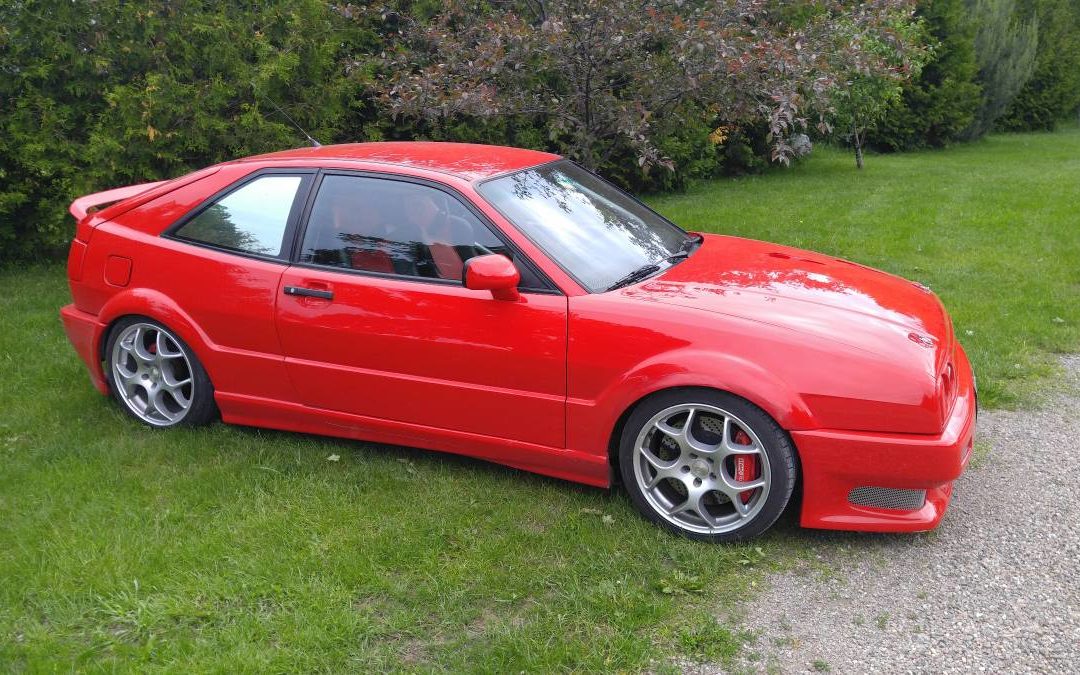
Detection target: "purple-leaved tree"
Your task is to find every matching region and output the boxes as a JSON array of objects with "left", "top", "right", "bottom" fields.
[{"left": 360, "top": 0, "right": 922, "bottom": 172}]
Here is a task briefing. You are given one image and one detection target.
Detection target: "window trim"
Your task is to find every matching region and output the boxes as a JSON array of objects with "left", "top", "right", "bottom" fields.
[
  {"left": 476, "top": 159, "right": 692, "bottom": 294},
  {"left": 291, "top": 169, "right": 561, "bottom": 295},
  {"left": 162, "top": 168, "right": 316, "bottom": 264}
]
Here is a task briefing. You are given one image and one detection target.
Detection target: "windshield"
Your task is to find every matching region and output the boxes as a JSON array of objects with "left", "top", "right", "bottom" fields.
[{"left": 477, "top": 161, "right": 692, "bottom": 292}]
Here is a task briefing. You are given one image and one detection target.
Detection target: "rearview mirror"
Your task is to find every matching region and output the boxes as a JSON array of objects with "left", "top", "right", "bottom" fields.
[{"left": 463, "top": 254, "right": 520, "bottom": 301}]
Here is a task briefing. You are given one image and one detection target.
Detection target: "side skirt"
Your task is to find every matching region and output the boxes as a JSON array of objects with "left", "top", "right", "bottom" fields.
[{"left": 215, "top": 391, "right": 612, "bottom": 488}]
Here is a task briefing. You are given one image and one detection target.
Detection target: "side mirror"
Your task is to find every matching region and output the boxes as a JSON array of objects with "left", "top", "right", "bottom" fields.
[{"left": 463, "top": 254, "right": 520, "bottom": 301}]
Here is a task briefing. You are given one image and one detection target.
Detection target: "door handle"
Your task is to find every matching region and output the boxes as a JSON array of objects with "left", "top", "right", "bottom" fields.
[{"left": 284, "top": 285, "right": 334, "bottom": 300}]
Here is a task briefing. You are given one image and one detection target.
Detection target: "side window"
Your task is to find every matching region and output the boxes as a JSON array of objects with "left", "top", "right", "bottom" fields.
[
  {"left": 175, "top": 175, "right": 304, "bottom": 258},
  {"left": 299, "top": 175, "right": 547, "bottom": 290}
]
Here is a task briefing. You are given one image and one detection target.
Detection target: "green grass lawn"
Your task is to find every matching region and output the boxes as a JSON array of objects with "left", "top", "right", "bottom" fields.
[{"left": 2, "top": 129, "right": 1078, "bottom": 672}]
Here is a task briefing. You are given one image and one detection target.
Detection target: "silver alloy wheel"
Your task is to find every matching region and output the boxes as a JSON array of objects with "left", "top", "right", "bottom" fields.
[
  {"left": 110, "top": 322, "right": 194, "bottom": 426},
  {"left": 632, "top": 403, "right": 771, "bottom": 535}
]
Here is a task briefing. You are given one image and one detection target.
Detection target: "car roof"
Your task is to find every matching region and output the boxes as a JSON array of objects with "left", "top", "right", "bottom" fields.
[{"left": 236, "top": 142, "right": 561, "bottom": 182}]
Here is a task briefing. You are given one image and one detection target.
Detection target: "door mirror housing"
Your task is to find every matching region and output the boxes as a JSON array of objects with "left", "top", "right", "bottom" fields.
[{"left": 463, "top": 254, "right": 520, "bottom": 301}]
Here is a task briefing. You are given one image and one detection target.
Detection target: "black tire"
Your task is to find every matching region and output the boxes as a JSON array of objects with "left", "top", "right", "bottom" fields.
[
  {"left": 618, "top": 388, "right": 797, "bottom": 542},
  {"left": 104, "top": 317, "right": 217, "bottom": 428}
]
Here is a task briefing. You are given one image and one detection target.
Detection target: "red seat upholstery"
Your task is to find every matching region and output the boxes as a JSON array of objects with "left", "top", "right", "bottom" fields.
[
  {"left": 429, "top": 242, "right": 464, "bottom": 280},
  {"left": 349, "top": 248, "right": 394, "bottom": 273}
]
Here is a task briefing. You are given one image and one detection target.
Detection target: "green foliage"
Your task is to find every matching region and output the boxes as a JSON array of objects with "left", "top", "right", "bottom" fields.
[
  {"left": 998, "top": 0, "right": 1080, "bottom": 131},
  {"left": 672, "top": 616, "right": 745, "bottom": 663},
  {"left": 0, "top": 0, "right": 381, "bottom": 264},
  {"left": 873, "top": 0, "right": 983, "bottom": 150},
  {"left": 826, "top": 11, "right": 930, "bottom": 168},
  {"left": 1, "top": 0, "right": 823, "bottom": 263},
  {"left": 965, "top": 0, "right": 1039, "bottom": 139},
  {"left": 2, "top": 0, "right": 1079, "bottom": 264},
  {"left": 377, "top": 0, "right": 924, "bottom": 181}
]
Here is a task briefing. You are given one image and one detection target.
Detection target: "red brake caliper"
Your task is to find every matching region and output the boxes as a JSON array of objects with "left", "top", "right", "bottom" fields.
[{"left": 732, "top": 429, "right": 758, "bottom": 504}]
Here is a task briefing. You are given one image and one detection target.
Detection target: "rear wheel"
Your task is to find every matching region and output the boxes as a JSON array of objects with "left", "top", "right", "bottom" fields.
[
  {"left": 618, "top": 389, "right": 796, "bottom": 542},
  {"left": 105, "top": 318, "right": 216, "bottom": 427}
]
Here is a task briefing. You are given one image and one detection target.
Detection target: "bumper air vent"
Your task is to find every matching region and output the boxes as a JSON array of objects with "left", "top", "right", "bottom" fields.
[{"left": 848, "top": 486, "right": 927, "bottom": 511}]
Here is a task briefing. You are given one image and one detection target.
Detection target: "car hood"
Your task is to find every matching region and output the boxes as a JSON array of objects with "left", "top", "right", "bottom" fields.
[{"left": 621, "top": 233, "right": 954, "bottom": 374}]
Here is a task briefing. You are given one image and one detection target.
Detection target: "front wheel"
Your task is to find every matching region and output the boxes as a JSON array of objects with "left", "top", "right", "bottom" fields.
[
  {"left": 618, "top": 389, "right": 797, "bottom": 542},
  {"left": 105, "top": 318, "right": 217, "bottom": 428}
]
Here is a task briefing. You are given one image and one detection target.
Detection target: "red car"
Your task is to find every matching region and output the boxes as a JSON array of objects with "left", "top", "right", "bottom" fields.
[{"left": 60, "top": 142, "right": 976, "bottom": 542}]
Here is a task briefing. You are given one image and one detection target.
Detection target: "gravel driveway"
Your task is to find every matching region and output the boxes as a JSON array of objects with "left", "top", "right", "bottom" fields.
[{"left": 723, "top": 356, "right": 1080, "bottom": 674}]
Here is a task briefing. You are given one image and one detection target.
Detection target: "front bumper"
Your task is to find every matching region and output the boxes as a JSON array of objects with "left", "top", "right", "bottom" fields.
[
  {"left": 60, "top": 304, "right": 109, "bottom": 395},
  {"left": 792, "top": 348, "right": 977, "bottom": 532}
]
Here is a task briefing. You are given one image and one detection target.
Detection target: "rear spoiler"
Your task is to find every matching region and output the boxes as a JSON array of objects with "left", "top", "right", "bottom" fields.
[
  {"left": 68, "top": 181, "right": 168, "bottom": 221},
  {"left": 66, "top": 167, "right": 221, "bottom": 245}
]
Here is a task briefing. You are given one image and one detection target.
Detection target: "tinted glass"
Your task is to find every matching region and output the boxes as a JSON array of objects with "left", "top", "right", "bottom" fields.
[
  {"left": 478, "top": 161, "right": 690, "bottom": 292},
  {"left": 177, "top": 175, "right": 302, "bottom": 257},
  {"left": 300, "top": 175, "right": 546, "bottom": 289}
]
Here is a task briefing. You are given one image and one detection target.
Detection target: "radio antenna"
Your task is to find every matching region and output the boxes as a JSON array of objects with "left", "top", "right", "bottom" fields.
[{"left": 258, "top": 92, "right": 322, "bottom": 148}]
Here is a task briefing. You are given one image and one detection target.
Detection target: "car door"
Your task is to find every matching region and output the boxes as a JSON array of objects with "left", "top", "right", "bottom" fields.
[{"left": 274, "top": 172, "right": 567, "bottom": 449}]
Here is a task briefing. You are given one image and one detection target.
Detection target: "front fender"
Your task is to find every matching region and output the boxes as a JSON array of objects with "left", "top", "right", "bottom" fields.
[{"left": 566, "top": 347, "right": 817, "bottom": 466}]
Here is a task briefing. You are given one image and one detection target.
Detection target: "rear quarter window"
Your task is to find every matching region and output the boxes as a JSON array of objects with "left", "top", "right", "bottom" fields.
[{"left": 174, "top": 175, "right": 304, "bottom": 258}]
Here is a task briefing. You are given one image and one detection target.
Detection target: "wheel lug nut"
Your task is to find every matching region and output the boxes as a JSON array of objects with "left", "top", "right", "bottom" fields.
[
  {"left": 693, "top": 478, "right": 702, "bottom": 487},
  {"left": 680, "top": 466, "right": 690, "bottom": 473}
]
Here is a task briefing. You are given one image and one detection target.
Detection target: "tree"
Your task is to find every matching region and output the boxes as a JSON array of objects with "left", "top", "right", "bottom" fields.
[
  {"left": 873, "top": 0, "right": 982, "bottom": 151},
  {"left": 372, "top": 0, "right": 923, "bottom": 180},
  {"left": 823, "top": 12, "right": 929, "bottom": 168},
  {"left": 998, "top": 0, "right": 1080, "bottom": 131},
  {"left": 965, "top": 0, "right": 1038, "bottom": 139}
]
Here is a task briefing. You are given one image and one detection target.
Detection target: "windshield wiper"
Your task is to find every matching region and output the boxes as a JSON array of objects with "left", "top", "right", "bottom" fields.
[
  {"left": 605, "top": 263, "right": 662, "bottom": 292},
  {"left": 672, "top": 234, "right": 701, "bottom": 257},
  {"left": 605, "top": 237, "right": 700, "bottom": 291},
  {"left": 605, "top": 237, "right": 700, "bottom": 292},
  {"left": 663, "top": 235, "right": 700, "bottom": 264}
]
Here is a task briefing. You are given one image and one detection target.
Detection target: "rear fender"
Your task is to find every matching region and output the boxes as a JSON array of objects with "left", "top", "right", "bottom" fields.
[{"left": 96, "top": 288, "right": 217, "bottom": 373}]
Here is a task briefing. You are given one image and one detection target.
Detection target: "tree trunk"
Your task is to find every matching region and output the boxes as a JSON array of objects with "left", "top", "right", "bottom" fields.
[
  {"left": 580, "top": 139, "right": 597, "bottom": 171},
  {"left": 853, "top": 122, "right": 864, "bottom": 170}
]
